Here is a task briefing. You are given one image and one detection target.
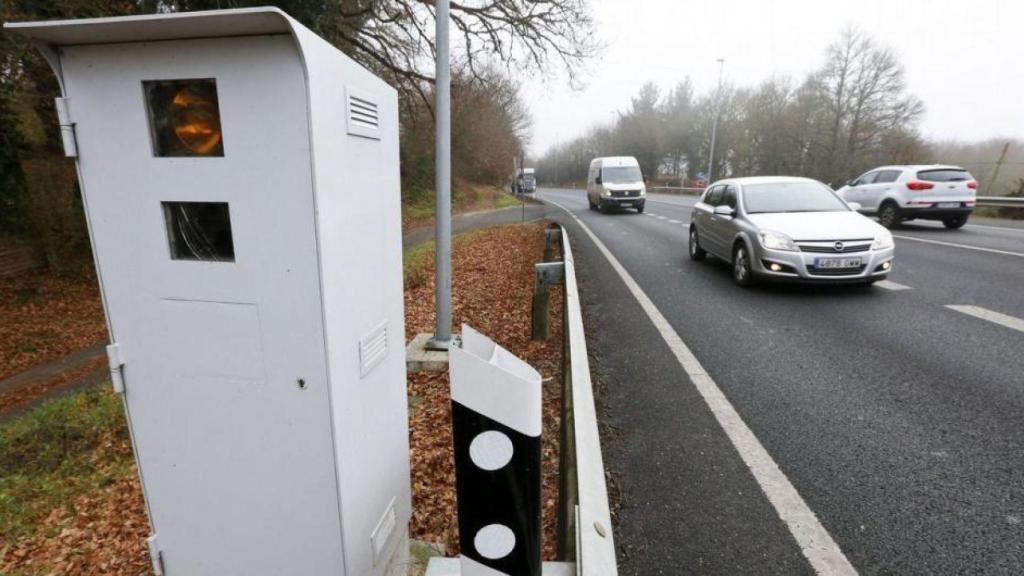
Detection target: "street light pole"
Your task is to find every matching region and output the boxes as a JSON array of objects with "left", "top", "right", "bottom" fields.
[
  {"left": 706, "top": 58, "right": 725, "bottom": 185},
  {"left": 430, "top": 0, "right": 452, "bottom": 349}
]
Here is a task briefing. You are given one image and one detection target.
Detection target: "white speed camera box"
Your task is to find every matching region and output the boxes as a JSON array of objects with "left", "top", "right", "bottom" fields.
[{"left": 6, "top": 8, "right": 410, "bottom": 575}]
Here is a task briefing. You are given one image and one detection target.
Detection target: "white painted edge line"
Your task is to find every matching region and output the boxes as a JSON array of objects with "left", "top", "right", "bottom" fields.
[
  {"left": 874, "top": 280, "right": 913, "bottom": 291},
  {"left": 966, "top": 223, "right": 1024, "bottom": 234},
  {"left": 893, "top": 234, "right": 1024, "bottom": 258},
  {"left": 543, "top": 198, "right": 857, "bottom": 576},
  {"left": 946, "top": 305, "right": 1024, "bottom": 334},
  {"left": 668, "top": 219, "right": 681, "bottom": 224}
]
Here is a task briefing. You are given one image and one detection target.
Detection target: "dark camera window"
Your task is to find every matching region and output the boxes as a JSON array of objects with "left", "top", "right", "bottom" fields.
[
  {"left": 144, "top": 79, "right": 224, "bottom": 157},
  {"left": 162, "top": 202, "right": 234, "bottom": 262}
]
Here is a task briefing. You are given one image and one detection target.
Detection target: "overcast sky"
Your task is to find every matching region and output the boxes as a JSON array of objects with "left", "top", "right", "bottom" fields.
[{"left": 521, "top": 0, "right": 1024, "bottom": 157}]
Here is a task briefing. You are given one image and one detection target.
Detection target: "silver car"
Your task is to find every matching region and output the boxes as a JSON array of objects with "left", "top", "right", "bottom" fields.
[{"left": 688, "top": 177, "right": 895, "bottom": 286}]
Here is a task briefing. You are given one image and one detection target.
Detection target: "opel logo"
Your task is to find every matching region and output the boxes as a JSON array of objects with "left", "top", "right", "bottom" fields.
[{"left": 834, "top": 241, "right": 845, "bottom": 252}]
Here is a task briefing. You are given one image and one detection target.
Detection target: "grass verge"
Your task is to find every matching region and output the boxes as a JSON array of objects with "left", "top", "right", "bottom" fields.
[{"left": 0, "top": 385, "right": 132, "bottom": 545}]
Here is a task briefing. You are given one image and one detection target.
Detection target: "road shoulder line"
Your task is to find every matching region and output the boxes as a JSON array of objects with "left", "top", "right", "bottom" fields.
[{"left": 543, "top": 197, "right": 857, "bottom": 576}]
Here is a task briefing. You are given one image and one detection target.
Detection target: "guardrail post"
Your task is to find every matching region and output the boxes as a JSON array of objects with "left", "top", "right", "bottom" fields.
[
  {"left": 532, "top": 262, "right": 564, "bottom": 340},
  {"left": 543, "top": 227, "right": 561, "bottom": 262},
  {"left": 449, "top": 324, "right": 543, "bottom": 576}
]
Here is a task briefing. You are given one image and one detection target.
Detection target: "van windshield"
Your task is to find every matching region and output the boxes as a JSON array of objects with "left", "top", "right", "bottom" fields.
[{"left": 602, "top": 166, "right": 642, "bottom": 184}]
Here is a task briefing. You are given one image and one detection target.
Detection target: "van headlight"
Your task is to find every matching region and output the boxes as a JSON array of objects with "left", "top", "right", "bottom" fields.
[
  {"left": 871, "top": 230, "right": 894, "bottom": 250},
  {"left": 758, "top": 230, "right": 797, "bottom": 251}
]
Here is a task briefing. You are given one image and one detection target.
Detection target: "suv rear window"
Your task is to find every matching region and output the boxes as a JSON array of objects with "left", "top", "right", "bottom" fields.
[{"left": 917, "top": 169, "right": 972, "bottom": 182}]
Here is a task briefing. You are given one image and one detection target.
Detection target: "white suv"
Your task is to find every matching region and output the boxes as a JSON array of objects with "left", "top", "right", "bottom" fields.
[{"left": 835, "top": 165, "right": 977, "bottom": 229}]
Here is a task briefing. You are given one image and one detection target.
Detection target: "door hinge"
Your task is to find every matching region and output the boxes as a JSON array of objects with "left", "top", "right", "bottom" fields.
[
  {"left": 106, "top": 343, "right": 125, "bottom": 395},
  {"left": 147, "top": 533, "right": 164, "bottom": 575},
  {"left": 54, "top": 97, "right": 78, "bottom": 158}
]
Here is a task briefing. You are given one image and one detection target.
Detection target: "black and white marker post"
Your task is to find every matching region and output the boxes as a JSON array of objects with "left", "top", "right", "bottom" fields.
[{"left": 449, "top": 325, "right": 543, "bottom": 576}]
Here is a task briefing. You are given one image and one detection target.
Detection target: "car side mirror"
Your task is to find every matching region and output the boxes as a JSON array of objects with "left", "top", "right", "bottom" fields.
[
  {"left": 847, "top": 180, "right": 858, "bottom": 187},
  {"left": 643, "top": 175, "right": 649, "bottom": 183},
  {"left": 713, "top": 205, "right": 735, "bottom": 217},
  {"left": 595, "top": 176, "right": 602, "bottom": 185},
  {"left": 846, "top": 201, "right": 862, "bottom": 211}
]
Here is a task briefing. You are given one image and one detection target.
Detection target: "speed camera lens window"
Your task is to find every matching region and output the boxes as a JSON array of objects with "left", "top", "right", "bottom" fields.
[
  {"left": 162, "top": 202, "right": 234, "bottom": 262},
  {"left": 144, "top": 79, "right": 224, "bottom": 157}
]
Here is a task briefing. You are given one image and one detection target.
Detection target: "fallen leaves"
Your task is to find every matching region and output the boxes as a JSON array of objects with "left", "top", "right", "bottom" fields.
[
  {"left": 405, "top": 222, "right": 564, "bottom": 559},
  {"left": 0, "top": 272, "right": 105, "bottom": 382}
]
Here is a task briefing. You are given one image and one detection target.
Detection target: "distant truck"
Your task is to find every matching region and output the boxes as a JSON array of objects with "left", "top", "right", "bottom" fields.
[{"left": 514, "top": 168, "right": 537, "bottom": 194}]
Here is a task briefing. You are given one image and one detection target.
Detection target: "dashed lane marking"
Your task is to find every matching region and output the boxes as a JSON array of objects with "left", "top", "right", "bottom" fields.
[
  {"left": 946, "top": 305, "right": 1024, "bottom": 334},
  {"left": 543, "top": 197, "right": 858, "bottom": 576},
  {"left": 875, "top": 280, "right": 913, "bottom": 291}
]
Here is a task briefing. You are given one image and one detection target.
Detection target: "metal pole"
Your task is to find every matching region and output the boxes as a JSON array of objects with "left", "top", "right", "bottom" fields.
[
  {"left": 706, "top": 58, "right": 725, "bottom": 184},
  {"left": 985, "top": 141, "right": 1011, "bottom": 196},
  {"left": 430, "top": 0, "right": 452, "bottom": 349}
]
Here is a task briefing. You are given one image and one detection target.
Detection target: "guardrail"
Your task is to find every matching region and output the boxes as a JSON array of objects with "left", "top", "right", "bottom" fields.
[
  {"left": 977, "top": 196, "right": 1024, "bottom": 208},
  {"left": 555, "top": 225, "right": 618, "bottom": 574},
  {"left": 649, "top": 186, "right": 704, "bottom": 195}
]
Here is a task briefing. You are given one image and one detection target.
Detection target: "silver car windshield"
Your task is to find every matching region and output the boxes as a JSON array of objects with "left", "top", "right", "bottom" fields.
[
  {"left": 743, "top": 182, "right": 849, "bottom": 214},
  {"left": 602, "top": 166, "right": 642, "bottom": 184}
]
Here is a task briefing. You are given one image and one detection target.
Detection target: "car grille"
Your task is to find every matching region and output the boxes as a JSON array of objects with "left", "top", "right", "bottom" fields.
[
  {"left": 798, "top": 243, "right": 871, "bottom": 254},
  {"left": 611, "top": 190, "right": 641, "bottom": 198},
  {"left": 806, "top": 264, "right": 867, "bottom": 276}
]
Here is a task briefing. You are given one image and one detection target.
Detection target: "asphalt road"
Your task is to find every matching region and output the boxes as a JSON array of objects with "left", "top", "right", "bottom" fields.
[{"left": 537, "top": 188, "right": 1024, "bottom": 575}]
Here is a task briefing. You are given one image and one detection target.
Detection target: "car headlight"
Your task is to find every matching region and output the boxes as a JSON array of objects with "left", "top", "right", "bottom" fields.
[
  {"left": 871, "top": 230, "right": 894, "bottom": 250},
  {"left": 602, "top": 189, "right": 611, "bottom": 197},
  {"left": 758, "top": 230, "right": 798, "bottom": 251}
]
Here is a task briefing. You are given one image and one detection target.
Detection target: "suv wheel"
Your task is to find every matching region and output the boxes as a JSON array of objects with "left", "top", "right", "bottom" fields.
[
  {"left": 689, "top": 227, "right": 707, "bottom": 261},
  {"left": 943, "top": 215, "right": 968, "bottom": 229},
  {"left": 733, "top": 243, "right": 756, "bottom": 287},
  {"left": 636, "top": 201, "right": 645, "bottom": 214},
  {"left": 878, "top": 202, "right": 901, "bottom": 229}
]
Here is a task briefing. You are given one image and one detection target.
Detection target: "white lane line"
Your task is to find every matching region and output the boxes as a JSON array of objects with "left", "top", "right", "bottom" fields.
[
  {"left": 946, "top": 305, "right": 1024, "bottom": 334},
  {"left": 544, "top": 198, "right": 857, "bottom": 576},
  {"left": 668, "top": 219, "right": 681, "bottom": 224},
  {"left": 875, "top": 280, "right": 913, "bottom": 291},
  {"left": 656, "top": 216, "right": 668, "bottom": 220},
  {"left": 893, "top": 235, "right": 1024, "bottom": 258}
]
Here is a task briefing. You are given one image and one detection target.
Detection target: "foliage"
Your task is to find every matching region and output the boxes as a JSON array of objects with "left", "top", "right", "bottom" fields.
[{"left": 537, "top": 27, "right": 931, "bottom": 188}]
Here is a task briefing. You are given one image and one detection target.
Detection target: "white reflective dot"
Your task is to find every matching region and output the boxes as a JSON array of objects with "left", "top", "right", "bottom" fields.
[
  {"left": 474, "top": 524, "right": 516, "bottom": 560},
  {"left": 469, "top": 430, "right": 514, "bottom": 471}
]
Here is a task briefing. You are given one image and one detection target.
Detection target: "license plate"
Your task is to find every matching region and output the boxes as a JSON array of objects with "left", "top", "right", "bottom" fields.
[
  {"left": 937, "top": 202, "right": 960, "bottom": 208},
  {"left": 815, "top": 257, "right": 862, "bottom": 269}
]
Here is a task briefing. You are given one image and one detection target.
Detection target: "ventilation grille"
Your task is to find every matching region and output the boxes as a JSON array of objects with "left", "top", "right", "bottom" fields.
[
  {"left": 359, "top": 321, "right": 388, "bottom": 377},
  {"left": 347, "top": 88, "right": 381, "bottom": 140}
]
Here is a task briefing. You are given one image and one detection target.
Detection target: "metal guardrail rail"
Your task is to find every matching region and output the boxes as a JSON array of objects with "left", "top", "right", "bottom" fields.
[
  {"left": 977, "top": 196, "right": 1024, "bottom": 208},
  {"left": 649, "top": 186, "right": 704, "bottom": 195},
  {"left": 651, "top": 188, "right": 1024, "bottom": 209},
  {"left": 556, "top": 225, "right": 618, "bottom": 575}
]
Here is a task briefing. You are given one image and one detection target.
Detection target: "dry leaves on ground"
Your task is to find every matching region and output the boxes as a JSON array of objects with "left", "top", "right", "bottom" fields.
[
  {"left": 405, "top": 222, "right": 564, "bottom": 559},
  {"left": 0, "top": 272, "right": 106, "bottom": 381}
]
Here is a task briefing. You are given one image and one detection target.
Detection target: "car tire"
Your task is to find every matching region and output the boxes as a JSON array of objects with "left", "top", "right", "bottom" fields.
[
  {"left": 636, "top": 201, "right": 645, "bottom": 214},
  {"left": 588, "top": 197, "right": 595, "bottom": 210},
  {"left": 732, "top": 243, "right": 756, "bottom": 287},
  {"left": 943, "top": 215, "right": 968, "bottom": 229},
  {"left": 878, "top": 201, "right": 901, "bottom": 229},
  {"left": 689, "top": 227, "right": 707, "bottom": 261}
]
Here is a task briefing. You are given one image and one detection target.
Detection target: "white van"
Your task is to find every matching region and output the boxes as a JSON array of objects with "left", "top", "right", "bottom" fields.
[{"left": 587, "top": 156, "right": 647, "bottom": 213}]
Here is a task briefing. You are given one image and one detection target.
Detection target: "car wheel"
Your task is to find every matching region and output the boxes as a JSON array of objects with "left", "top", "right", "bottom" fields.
[
  {"left": 588, "top": 197, "right": 595, "bottom": 210},
  {"left": 636, "top": 201, "right": 645, "bottom": 214},
  {"left": 732, "top": 243, "right": 756, "bottom": 287},
  {"left": 689, "top": 227, "right": 707, "bottom": 261},
  {"left": 878, "top": 202, "right": 900, "bottom": 229},
  {"left": 943, "top": 215, "right": 968, "bottom": 229}
]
